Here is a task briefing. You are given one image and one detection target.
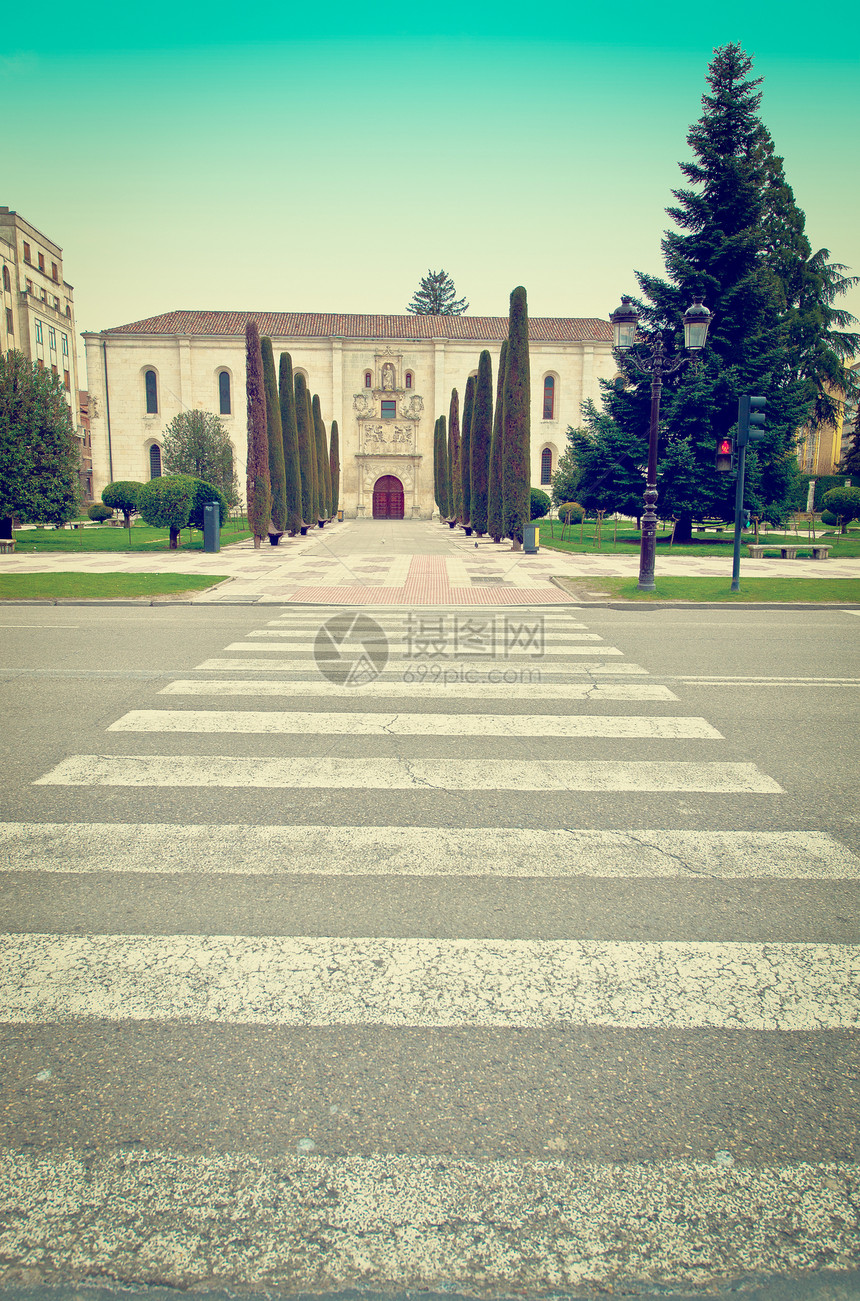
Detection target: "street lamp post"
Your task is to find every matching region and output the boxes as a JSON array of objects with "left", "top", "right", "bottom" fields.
[{"left": 609, "top": 295, "right": 711, "bottom": 591}]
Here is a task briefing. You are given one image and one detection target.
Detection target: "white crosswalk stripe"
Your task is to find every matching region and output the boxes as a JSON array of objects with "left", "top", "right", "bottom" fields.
[
  {"left": 195, "top": 657, "right": 645, "bottom": 672},
  {"left": 160, "top": 679, "right": 680, "bottom": 699},
  {"left": 108, "top": 709, "right": 724, "bottom": 739}
]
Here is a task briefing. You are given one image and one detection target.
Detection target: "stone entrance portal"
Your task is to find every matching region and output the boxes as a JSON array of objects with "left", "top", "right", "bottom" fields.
[{"left": 372, "top": 475, "right": 405, "bottom": 520}]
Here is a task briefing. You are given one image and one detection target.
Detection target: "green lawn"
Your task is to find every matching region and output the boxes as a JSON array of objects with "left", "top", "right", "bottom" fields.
[
  {"left": 558, "top": 575, "right": 860, "bottom": 603},
  {"left": 0, "top": 573, "right": 228, "bottom": 600},
  {"left": 12, "top": 521, "right": 252, "bottom": 552},
  {"left": 538, "top": 519, "right": 860, "bottom": 559}
]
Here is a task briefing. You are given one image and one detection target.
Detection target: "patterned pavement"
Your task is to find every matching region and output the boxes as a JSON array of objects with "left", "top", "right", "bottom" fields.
[{"left": 4, "top": 518, "right": 859, "bottom": 606}]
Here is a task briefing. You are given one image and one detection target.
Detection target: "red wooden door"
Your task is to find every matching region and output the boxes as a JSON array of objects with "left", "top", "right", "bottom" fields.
[{"left": 372, "top": 475, "right": 405, "bottom": 519}]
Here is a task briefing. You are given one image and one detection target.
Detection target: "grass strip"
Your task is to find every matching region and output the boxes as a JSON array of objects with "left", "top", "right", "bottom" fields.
[
  {"left": 538, "top": 522, "right": 860, "bottom": 559},
  {"left": 0, "top": 574, "right": 229, "bottom": 601},
  {"left": 558, "top": 576, "right": 860, "bottom": 603},
  {"left": 12, "top": 524, "right": 252, "bottom": 552}
]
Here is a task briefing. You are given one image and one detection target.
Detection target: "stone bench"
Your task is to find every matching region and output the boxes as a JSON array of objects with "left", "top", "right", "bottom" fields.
[
  {"left": 746, "top": 543, "right": 831, "bottom": 560},
  {"left": 0, "top": 538, "right": 15, "bottom": 554}
]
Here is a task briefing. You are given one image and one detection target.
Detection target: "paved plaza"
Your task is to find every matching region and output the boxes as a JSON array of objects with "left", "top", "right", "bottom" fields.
[{"left": 3, "top": 518, "right": 858, "bottom": 605}]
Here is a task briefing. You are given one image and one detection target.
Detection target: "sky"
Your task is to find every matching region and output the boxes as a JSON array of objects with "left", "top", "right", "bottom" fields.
[{"left": 3, "top": 0, "right": 859, "bottom": 385}]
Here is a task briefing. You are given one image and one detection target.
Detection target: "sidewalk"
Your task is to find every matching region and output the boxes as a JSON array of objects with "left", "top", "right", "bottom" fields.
[{"left": 3, "top": 519, "right": 859, "bottom": 606}]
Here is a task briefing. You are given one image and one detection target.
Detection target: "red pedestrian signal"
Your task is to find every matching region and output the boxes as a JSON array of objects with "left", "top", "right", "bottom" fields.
[{"left": 716, "top": 437, "right": 734, "bottom": 473}]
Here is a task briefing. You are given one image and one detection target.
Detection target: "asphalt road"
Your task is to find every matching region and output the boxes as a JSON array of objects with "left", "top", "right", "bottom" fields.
[{"left": 0, "top": 602, "right": 858, "bottom": 1298}]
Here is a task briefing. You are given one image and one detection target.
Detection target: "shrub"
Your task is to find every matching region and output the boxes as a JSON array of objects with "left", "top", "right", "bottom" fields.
[
  {"left": 137, "top": 475, "right": 196, "bottom": 548},
  {"left": 820, "top": 510, "right": 838, "bottom": 526},
  {"left": 88, "top": 503, "right": 113, "bottom": 522},
  {"left": 530, "top": 488, "right": 551, "bottom": 520},
  {"left": 101, "top": 480, "right": 143, "bottom": 527},
  {"left": 822, "top": 486, "right": 860, "bottom": 533},
  {"left": 187, "top": 479, "right": 229, "bottom": 531},
  {"left": 557, "top": 501, "right": 584, "bottom": 524}
]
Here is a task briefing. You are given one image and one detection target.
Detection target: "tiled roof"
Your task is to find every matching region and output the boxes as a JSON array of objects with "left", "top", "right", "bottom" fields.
[{"left": 102, "top": 310, "right": 612, "bottom": 343}]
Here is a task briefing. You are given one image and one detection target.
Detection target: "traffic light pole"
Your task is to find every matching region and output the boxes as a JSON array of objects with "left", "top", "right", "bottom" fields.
[{"left": 731, "top": 442, "right": 747, "bottom": 593}]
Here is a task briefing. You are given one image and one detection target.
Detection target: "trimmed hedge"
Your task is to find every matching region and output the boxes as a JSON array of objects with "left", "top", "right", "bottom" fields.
[
  {"left": 88, "top": 503, "right": 113, "bottom": 522},
  {"left": 530, "top": 488, "right": 551, "bottom": 520}
]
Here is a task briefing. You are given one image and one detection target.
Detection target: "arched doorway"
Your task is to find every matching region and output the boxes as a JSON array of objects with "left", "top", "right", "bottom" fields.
[{"left": 372, "top": 475, "right": 405, "bottom": 519}]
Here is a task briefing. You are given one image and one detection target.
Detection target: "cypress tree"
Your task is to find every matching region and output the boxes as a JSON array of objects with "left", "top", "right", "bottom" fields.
[
  {"left": 487, "top": 338, "right": 507, "bottom": 542},
  {"left": 433, "top": 417, "right": 441, "bottom": 514},
  {"left": 294, "top": 371, "right": 314, "bottom": 528},
  {"left": 307, "top": 388, "right": 319, "bottom": 521},
  {"left": 437, "top": 415, "right": 449, "bottom": 519},
  {"left": 313, "top": 394, "right": 331, "bottom": 520},
  {"left": 460, "top": 374, "right": 475, "bottom": 527},
  {"left": 448, "top": 389, "right": 462, "bottom": 523},
  {"left": 502, "top": 287, "right": 531, "bottom": 548},
  {"left": 261, "top": 337, "right": 287, "bottom": 535},
  {"left": 278, "top": 352, "right": 303, "bottom": 535},
  {"left": 245, "top": 319, "right": 271, "bottom": 548},
  {"left": 329, "top": 420, "right": 340, "bottom": 517},
  {"left": 470, "top": 350, "right": 493, "bottom": 535}
]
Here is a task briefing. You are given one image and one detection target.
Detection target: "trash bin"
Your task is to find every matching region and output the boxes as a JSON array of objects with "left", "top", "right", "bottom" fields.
[
  {"left": 523, "top": 522, "right": 540, "bottom": 554},
  {"left": 203, "top": 501, "right": 220, "bottom": 553},
  {"left": 337, "top": 508, "right": 344, "bottom": 522}
]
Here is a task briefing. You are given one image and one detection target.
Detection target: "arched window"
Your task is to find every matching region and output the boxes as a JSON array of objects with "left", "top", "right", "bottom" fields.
[
  {"left": 144, "top": 369, "right": 158, "bottom": 414},
  {"left": 218, "top": 370, "right": 231, "bottom": 415},
  {"left": 541, "top": 447, "right": 553, "bottom": 485},
  {"left": 149, "top": 444, "right": 162, "bottom": 478},
  {"left": 405, "top": 371, "right": 413, "bottom": 389},
  {"left": 364, "top": 371, "right": 372, "bottom": 388},
  {"left": 543, "top": 375, "right": 555, "bottom": 420},
  {"left": 2, "top": 265, "right": 9, "bottom": 291}
]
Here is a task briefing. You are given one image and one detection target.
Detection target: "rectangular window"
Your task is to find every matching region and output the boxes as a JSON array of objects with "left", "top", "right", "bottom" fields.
[
  {"left": 38, "top": 252, "right": 45, "bottom": 272},
  {"left": 61, "top": 334, "right": 68, "bottom": 355},
  {"left": 23, "top": 242, "right": 31, "bottom": 263},
  {"left": 26, "top": 279, "right": 33, "bottom": 293},
  {"left": 381, "top": 399, "right": 397, "bottom": 419},
  {"left": 51, "top": 262, "right": 59, "bottom": 281},
  {"left": 63, "top": 369, "right": 71, "bottom": 391},
  {"left": 5, "top": 308, "right": 12, "bottom": 336},
  {"left": 35, "top": 321, "right": 43, "bottom": 343},
  {"left": 48, "top": 327, "right": 56, "bottom": 349},
  {"left": 66, "top": 305, "right": 71, "bottom": 317},
  {"left": 51, "top": 363, "right": 57, "bottom": 375},
  {"left": 53, "top": 296, "right": 60, "bottom": 309}
]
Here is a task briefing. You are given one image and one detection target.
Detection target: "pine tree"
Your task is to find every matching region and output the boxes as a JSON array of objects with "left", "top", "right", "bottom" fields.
[
  {"left": 407, "top": 269, "right": 469, "bottom": 315},
  {"left": 294, "top": 371, "right": 315, "bottom": 528},
  {"left": 313, "top": 394, "right": 331, "bottom": 520},
  {"left": 448, "top": 389, "right": 462, "bottom": 523},
  {"left": 487, "top": 338, "right": 507, "bottom": 543},
  {"left": 502, "top": 287, "right": 531, "bottom": 547},
  {"left": 278, "top": 353, "right": 303, "bottom": 535},
  {"left": 564, "top": 400, "right": 650, "bottom": 519},
  {"left": 460, "top": 375, "right": 476, "bottom": 527},
  {"left": 245, "top": 319, "right": 271, "bottom": 547},
  {"left": 329, "top": 420, "right": 340, "bottom": 517},
  {"left": 606, "top": 44, "right": 812, "bottom": 540},
  {"left": 260, "top": 337, "right": 287, "bottom": 535},
  {"left": 470, "top": 350, "right": 493, "bottom": 535}
]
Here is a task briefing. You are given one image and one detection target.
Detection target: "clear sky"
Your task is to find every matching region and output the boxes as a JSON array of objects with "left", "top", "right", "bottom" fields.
[{"left": 3, "top": 0, "right": 858, "bottom": 384}]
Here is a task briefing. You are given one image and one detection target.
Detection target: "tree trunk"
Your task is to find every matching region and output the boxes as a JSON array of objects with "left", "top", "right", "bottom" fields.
[
  {"left": 673, "top": 512, "right": 693, "bottom": 544},
  {"left": 0, "top": 517, "right": 13, "bottom": 540},
  {"left": 169, "top": 526, "right": 180, "bottom": 549}
]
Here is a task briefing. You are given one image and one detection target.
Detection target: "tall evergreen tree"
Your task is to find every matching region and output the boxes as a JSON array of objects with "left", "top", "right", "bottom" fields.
[
  {"left": 502, "top": 287, "right": 531, "bottom": 547},
  {"left": 278, "top": 352, "right": 303, "bottom": 535},
  {"left": 470, "top": 350, "right": 493, "bottom": 535},
  {"left": 261, "top": 337, "right": 287, "bottom": 535},
  {"left": 313, "top": 394, "right": 331, "bottom": 520},
  {"left": 245, "top": 319, "right": 271, "bottom": 547},
  {"left": 460, "top": 374, "right": 476, "bottom": 527},
  {"left": 407, "top": 270, "right": 468, "bottom": 315},
  {"left": 437, "top": 415, "right": 449, "bottom": 519},
  {"left": 329, "top": 420, "right": 340, "bottom": 517},
  {"left": 307, "top": 388, "right": 319, "bottom": 522},
  {"left": 487, "top": 339, "right": 507, "bottom": 543},
  {"left": 0, "top": 351, "right": 81, "bottom": 532},
  {"left": 606, "top": 44, "right": 813, "bottom": 540},
  {"left": 294, "top": 371, "right": 315, "bottom": 528},
  {"left": 448, "top": 389, "right": 462, "bottom": 523}
]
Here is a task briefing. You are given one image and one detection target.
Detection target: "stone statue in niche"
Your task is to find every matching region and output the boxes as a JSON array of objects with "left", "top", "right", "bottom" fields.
[{"left": 381, "top": 363, "right": 396, "bottom": 391}]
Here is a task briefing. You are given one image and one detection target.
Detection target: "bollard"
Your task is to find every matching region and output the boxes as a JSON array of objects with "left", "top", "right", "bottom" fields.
[{"left": 203, "top": 501, "right": 220, "bottom": 553}]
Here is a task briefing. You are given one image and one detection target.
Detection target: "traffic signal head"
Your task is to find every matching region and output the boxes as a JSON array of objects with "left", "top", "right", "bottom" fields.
[
  {"left": 738, "top": 394, "right": 767, "bottom": 445},
  {"left": 715, "top": 436, "right": 735, "bottom": 473}
]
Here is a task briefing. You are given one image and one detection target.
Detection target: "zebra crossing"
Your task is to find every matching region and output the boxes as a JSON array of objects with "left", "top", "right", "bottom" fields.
[{"left": 2, "top": 605, "right": 859, "bottom": 1293}]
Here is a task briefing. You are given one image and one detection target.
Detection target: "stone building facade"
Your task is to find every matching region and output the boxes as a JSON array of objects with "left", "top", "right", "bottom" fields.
[{"left": 82, "top": 311, "right": 615, "bottom": 517}]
